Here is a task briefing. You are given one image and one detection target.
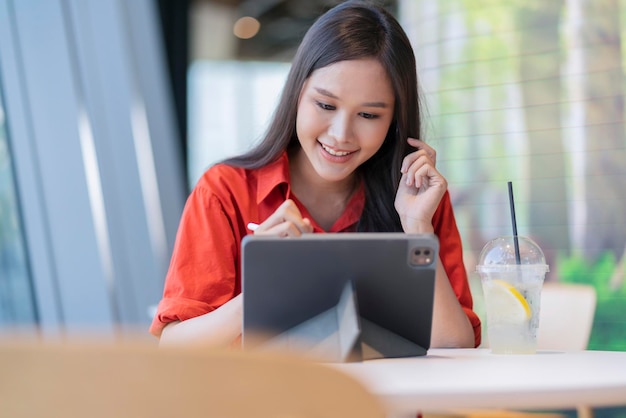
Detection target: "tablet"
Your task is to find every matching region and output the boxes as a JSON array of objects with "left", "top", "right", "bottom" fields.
[{"left": 241, "top": 233, "right": 438, "bottom": 362}]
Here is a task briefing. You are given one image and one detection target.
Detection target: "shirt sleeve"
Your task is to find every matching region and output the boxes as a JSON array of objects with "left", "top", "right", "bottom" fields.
[
  {"left": 149, "top": 183, "right": 240, "bottom": 337},
  {"left": 433, "top": 191, "right": 482, "bottom": 347}
]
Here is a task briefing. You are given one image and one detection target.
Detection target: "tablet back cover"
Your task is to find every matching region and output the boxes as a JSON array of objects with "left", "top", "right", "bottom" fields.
[{"left": 241, "top": 233, "right": 438, "bottom": 357}]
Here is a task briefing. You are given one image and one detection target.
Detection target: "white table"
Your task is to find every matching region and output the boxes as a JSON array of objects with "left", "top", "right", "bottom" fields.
[{"left": 335, "top": 348, "right": 626, "bottom": 415}]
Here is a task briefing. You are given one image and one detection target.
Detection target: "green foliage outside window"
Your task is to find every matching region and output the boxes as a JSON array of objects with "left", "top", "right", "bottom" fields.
[{"left": 558, "top": 253, "right": 626, "bottom": 351}]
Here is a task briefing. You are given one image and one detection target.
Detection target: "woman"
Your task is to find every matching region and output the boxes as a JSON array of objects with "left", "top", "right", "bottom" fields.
[{"left": 150, "top": 0, "right": 481, "bottom": 348}]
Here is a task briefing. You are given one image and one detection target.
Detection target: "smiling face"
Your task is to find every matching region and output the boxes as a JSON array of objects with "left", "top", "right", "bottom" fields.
[{"left": 293, "top": 58, "right": 395, "bottom": 187}]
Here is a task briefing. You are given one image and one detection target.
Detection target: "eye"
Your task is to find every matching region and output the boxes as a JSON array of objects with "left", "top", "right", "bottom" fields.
[
  {"left": 316, "top": 101, "right": 335, "bottom": 111},
  {"left": 359, "top": 112, "right": 379, "bottom": 120}
]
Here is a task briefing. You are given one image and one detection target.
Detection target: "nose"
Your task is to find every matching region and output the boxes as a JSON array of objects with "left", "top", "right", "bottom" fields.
[{"left": 327, "top": 112, "right": 353, "bottom": 144}]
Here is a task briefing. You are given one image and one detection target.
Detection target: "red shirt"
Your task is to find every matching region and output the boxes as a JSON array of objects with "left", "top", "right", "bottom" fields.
[{"left": 150, "top": 152, "right": 481, "bottom": 347}]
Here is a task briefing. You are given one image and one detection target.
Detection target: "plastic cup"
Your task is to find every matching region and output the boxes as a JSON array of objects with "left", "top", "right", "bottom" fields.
[{"left": 476, "top": 236, "right": 549, "bottom": 354}]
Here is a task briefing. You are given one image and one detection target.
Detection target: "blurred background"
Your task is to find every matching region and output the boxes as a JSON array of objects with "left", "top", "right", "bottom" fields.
[{"left": 0, "top": 0, "right": 625, "bottom": 350}]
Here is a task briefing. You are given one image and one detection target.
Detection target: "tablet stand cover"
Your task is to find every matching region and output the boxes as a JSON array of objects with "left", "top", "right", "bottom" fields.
[{"left": 242, "top": 233, "right": 438, "bottom": 362}]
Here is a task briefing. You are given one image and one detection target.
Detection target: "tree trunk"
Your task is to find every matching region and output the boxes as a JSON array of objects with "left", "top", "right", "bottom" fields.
[
  {"left": 517, "top": 0, "right": 569, "bottom": 280},
  {"left": 578, "top": 0, "right": 626, "bottom": 262}
]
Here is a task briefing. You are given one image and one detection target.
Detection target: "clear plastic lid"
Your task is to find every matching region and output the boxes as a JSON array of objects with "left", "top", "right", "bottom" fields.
[{"left": 475, "top": 235, "right": 549, "bottom": 273}]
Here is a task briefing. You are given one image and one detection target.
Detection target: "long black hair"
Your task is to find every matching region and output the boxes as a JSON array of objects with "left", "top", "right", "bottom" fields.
[{"left": 223, "top": 0, "right": 422, "bottom": 232}]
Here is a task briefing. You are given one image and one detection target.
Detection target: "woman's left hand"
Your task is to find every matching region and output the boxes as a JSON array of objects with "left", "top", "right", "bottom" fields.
[{"left": 394, "top": 138, "right": 447, "bottom": 233}]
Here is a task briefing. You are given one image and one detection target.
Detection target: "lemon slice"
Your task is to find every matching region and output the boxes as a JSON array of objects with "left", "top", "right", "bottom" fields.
[{"left": 483, "top": 279, "right": 531, "bottom": 323}]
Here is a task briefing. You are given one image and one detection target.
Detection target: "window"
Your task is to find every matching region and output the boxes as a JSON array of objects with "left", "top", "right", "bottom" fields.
[{"left": 0, "top": 84, "right": 37, "bottom": 326}]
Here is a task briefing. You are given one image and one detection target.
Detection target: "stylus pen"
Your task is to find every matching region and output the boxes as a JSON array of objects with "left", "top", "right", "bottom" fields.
[{"left": 247, "top": 222, "right": 259, "bottom": 231}]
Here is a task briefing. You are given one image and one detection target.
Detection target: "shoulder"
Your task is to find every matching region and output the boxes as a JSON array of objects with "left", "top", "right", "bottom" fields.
[
  {"left": 180, "top": 163, "right": 258, "bottom": 227},
  {"left": 201, "top": 162, "right": 248, "bottom": 181},
  {"left": 191, "top": 153, "right": 289, "bottom": 204},
  {"left": 195, "top": 163, "right": 252, "bottom": 193}
]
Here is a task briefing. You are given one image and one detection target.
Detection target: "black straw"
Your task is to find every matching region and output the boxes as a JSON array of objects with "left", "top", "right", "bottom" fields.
[{"left": 508, "top": 181, "right": 521, "bottom": 264}]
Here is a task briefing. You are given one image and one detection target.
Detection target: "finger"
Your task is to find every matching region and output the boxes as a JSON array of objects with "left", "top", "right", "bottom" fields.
[
  {"left": 262, "top": 221, "right": 305, "bottom": 237},
  {"left": 413, "top": 165, "right": 430, "bottom": 190},
  {"left": 277, "top": 218, "right": 313, "bottom": 235},
  {"left": 412, "top": 164, "right": 447, "bottom": 191},
  {"left": 302, "top": 218, "right": 313, "bottom": 232},
  {"left": 261, "top": 199, "right": 301, "bottom": 227},
  {"left": 257, "top": 200, "right": 313, "bottom": 234},
  {"left": 404, "top": 153, "right": 430, "bottom": 186},
  {"left": 256, "top": 217, "right": 313, "bottom": 235},
  {"left": 401, "top": 150, "right": 430, "bottom": 175},
  {"left": 407, "top": 138, "right": 436, "bottom": 166},
  {"left": 281, "top": 206, "right": 313, "bottom": 233},
  {"left": 407, "top": 138, "right": 435, "bottom": 158},
  {"left": 397, "top": 172, "right": 417, "bottom": 197}
]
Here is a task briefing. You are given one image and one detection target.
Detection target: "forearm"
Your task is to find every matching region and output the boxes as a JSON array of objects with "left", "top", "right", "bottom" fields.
[
  {"left": 430, "top": 258, "right": 475, "bottom": 348},
  {"left": 159, "top": 294, "right": 243, "bottom": 348},
  {"left": 400, "top": 207, "right": 474, "bottom": 347}
]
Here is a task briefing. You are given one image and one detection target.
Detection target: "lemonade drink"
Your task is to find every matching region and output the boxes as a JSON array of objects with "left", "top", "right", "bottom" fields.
[
  {"left": 476, "top": 236, "right": 549, "bottom": 355},
  {"left": 481, "top": 271, "right": 544, "bottom": 354}
]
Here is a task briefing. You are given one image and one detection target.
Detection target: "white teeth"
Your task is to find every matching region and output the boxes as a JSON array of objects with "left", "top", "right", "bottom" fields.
[{"left": 321, "top": 143, "right": 352, "bottom": 156}]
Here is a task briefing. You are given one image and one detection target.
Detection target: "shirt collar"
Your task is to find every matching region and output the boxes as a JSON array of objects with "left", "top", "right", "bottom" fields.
[
  {"left": 254, "top": 151, "right": 365, "bottom": 232},
  {"left": 256, "top": 151, "right": 290, "bottom": 204}
]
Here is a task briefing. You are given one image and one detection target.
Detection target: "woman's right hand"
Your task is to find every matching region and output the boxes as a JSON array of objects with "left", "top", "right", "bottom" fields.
[{"left": 253, "top": 199, "right": 313, "bottom": 237}]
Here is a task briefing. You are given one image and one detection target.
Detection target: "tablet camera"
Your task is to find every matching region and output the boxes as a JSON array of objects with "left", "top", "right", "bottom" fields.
[{"left": 410, "top": 247, "right": 434, "bottom": 266}]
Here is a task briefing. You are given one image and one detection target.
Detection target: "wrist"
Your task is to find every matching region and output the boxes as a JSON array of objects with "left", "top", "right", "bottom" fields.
[{"left": 402, "top": 219, "right": 434, "bottom": 234}]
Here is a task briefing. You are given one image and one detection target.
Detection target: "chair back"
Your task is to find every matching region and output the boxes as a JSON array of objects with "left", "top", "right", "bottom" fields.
[
  {"left": 537, "top": 282, "right": 597, "bottom": 350},
  {"left": 0, "top": 339, "right": 385, "bottom": 418}
]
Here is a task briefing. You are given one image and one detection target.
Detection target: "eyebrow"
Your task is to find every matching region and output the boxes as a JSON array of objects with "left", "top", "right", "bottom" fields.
[{"left": 314, "top": 87, "right": 391, "bottom": 108}]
